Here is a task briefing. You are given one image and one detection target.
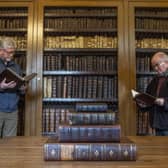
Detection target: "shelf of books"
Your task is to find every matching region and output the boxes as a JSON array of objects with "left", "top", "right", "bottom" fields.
[
  {"left": 129, "top": 3, "right": 168, "bottom": 135},
  {"left": 40, "top": 5, "right": 120, "bottom": 136},
  {"left": 0, "top": 2, "right": 33, "bottom": 136}
]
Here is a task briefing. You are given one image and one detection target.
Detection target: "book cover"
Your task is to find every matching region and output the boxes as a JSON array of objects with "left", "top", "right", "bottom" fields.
[
  {"left": 58, "top": 125, "right": 121, "bottom": 142},
  {"left": 131, "top": 89, "right": 156, "bottom": 106},
  {"left": 0, "top": 68, "right": 37, "bottom": 88},
  {"left": 44, "top": 137, "right": 137, "bottom": 161}
]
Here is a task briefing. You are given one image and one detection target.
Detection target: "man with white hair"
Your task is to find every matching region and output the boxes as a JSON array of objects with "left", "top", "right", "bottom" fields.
[
  {"left": 137, "top": 52, "right": 168, "bottom": 136},
  {"left": 0, "top": 37, "right": 25, "bottom": 138}
]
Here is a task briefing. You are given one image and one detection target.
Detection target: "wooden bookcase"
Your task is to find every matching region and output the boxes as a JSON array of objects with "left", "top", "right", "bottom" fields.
[
  {"left": 1, "top": 0, "right": 168, "bottom": 136},
  {"left": 36, "top": 0, "right": 127, "bottom": 136},
  {"left": 128, "top": 1, "right": 168, "bottom": 135},
  {"left": 0, "top": 1, "right": 34, "bottom": 136}
]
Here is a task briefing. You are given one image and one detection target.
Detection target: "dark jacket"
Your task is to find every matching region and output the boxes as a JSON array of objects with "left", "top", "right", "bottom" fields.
[
  {"left": 0, "top": 58, "right": 23, "bottom": 112},
  {"left": 145, "top": 76, "right": 168, "bottom": 130}
]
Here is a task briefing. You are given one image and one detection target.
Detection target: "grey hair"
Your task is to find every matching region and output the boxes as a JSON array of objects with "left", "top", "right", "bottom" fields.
[{"left": 0, "top": 37, "right": 16, "bottom": 49}]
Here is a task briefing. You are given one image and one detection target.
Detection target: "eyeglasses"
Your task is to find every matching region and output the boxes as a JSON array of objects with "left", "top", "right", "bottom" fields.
[
  {"left": 3, "top": 48, "right": 15, "bottom": 56},
  {"left": 153, "top": 61, "right": 165, "bottom": 70}
]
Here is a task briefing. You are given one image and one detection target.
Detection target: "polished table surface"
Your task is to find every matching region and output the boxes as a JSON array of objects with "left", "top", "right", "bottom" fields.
[{"left": 0, "top": 136, "right": 168, "bottom": 168}]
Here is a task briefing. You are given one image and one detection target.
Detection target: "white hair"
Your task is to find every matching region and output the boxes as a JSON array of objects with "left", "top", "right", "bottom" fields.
[{"left": 0, "top": 37, "right": 16, "bottom": 49}]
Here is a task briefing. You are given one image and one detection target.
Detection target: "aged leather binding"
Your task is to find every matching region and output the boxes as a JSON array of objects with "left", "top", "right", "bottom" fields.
[
  {"left": 44, "top": 137, "right": 137, "bottom": 161},
  {"left": 68, "top": 111, "right": 116, "bottom": 125},
  {"left": 76, "top": 103, "right": 108, "bottom": 112},
  {"left": 58, "top": 125, "right": 121, "bottom": 142}
]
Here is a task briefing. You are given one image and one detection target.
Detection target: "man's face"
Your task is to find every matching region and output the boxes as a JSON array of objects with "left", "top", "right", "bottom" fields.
[
  {"left": 152, "top": 60, "right": 168, "bottom": 74},
  {"left": 1, "top": 48, "right": 15, "bottom": 62}
]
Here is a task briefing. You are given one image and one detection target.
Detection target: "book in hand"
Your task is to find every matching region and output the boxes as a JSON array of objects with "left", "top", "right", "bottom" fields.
[
  {"left": 0, "top": 68, "right": 37, "bottom": 89},
  {"left": 131, "top": 89, "right": 156, "bottom": 106},
  {"left": 44, "top": 137, "right": 137, "bottom": 161}
]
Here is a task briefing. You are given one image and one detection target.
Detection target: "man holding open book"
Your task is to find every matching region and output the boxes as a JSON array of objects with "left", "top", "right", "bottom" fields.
[
  {"left": 0, "top": 37, "right": 26, "bottom": 138},
  {"left": 137, "top": 52, "right": 168, "bottom": 136}
]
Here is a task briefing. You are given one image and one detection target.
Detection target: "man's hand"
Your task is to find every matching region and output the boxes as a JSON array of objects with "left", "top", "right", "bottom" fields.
[
  {"left": 0, "top": 78, "right": 16, "bottom": 89},
  {"left": 136, "top": 99, "right": 148, "bottom": 108},
  {"left": 155, "top": 98, "right": 164, "bottom": 106}
]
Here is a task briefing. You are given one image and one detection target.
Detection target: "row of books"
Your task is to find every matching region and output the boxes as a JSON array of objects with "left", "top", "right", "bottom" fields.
[
  {"left": 42, "top": 103, "right": 111, "bottom": 133},
  {"left": 44, "top": 18, "right": 117, "bottom": 29},
  {"left": 42, "top": 108, "right": 116, "bottom": 133},
  {"left": 44, "top": 36, "right": 118, "bottom": 49},
  {"left": 0, "top": 36, "right": 27, "bottom": 49},
  {"left": 14, "top": 55, "right": 26, "bottom": 71},
  {"left": 135, "top": 8, "right": 168, "bottom": 16},
  {"left": 0, "top": 19, "right": 27, "bottom": 29},
  {"left": 0, "top": 8, "right": 27, "bottom": 14},
  {"left": 136, "top": 38, "right": 168, "bottom": 49},
  {"left": 137, "top": 110, "right": 149, "bottom": 135},
  {"left": 44, "top": 103, "right": 137, "bottom": 161},
  {"left": 137, "top": 76, "right": 153, "bottom": 93},
  {"left": 43, "top": 54, "right": 117, "bottom": 71},
  {"left": 45, "top": 8, "right": 117, "bottom": 15},
  {"left": 136, "top": 56, "right": 151, "bottom": 72},
  {"left": 43, "top": 76, "right": 118, "bottom": 99},
  {"left": 136, "top": 18, "right": 168, "bottom": 29}
]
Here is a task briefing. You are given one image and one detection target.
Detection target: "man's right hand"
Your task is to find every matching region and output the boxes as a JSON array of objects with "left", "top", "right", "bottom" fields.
[
  {"left": 0, "top": 78, "right": 16, "bottom": 89},
  {"left": 136, "top": 99, "right": 148, "bottom": 108}
]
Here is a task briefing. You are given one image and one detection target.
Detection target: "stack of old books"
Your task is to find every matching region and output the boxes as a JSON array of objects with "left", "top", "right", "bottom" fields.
[{"left": 44, "top": 103, "right": 137, "bottom": 161}]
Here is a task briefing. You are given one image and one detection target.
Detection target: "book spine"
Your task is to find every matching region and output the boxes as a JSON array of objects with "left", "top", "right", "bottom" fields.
[
  {"left": 44, "top": 143, "right": 137, "bottom": 161},
  {"left": 68, "top": 112, "right": 116, "bottom": 125},
  {"left": 76, "top": 103, "right": 108, "bottom": 112},
  {"left": 58, "top": 125, "right": 121, "bottom": 142}
]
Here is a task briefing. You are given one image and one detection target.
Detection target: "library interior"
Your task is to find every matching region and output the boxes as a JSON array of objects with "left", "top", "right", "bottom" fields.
[{"left": 0, "top": 0, "right": 168, "bottom": 167}]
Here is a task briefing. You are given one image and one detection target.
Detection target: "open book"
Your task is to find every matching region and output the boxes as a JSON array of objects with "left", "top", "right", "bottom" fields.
[
  {"left": 0, "top": 68, "right": 37, "bottom": 89},
  {"left": 131, "top": 89, "right": 156, "bottom": 106}
]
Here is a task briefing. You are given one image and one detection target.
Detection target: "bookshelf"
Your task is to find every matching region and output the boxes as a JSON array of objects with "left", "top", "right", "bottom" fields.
[
  {"left": 0, "top": 2, "right": 34, "bottom": 136},
  {"left": 37, "top": 0, "right": 126, "bottom": 136},
  {"left": 128, "top": 1, "right": 168, "bottom": 135},
  {"left": 2, "top": 0, "right": 168, "bottom": 136}
]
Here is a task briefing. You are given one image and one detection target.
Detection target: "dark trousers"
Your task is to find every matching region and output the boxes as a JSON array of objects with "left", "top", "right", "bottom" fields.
[{"left": 155, "top": 129, "right": 168, "bottom": 136}]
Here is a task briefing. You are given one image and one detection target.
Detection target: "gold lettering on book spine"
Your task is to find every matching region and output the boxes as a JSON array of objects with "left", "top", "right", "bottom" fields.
[
  {"left": 123, "top": 150, "right": 129, "bottom": 157},
  {"left": 94, "top": 150, "right": 99, "bottom": 157},
  {"left": 51, "top": 149, "right": 56, "bottom": 156},
  {"left": 109, "top": 150, "right": 114, "bottom": 156},
  {"left": 61, "top": 144, "right": 74, "bottom": 160}
]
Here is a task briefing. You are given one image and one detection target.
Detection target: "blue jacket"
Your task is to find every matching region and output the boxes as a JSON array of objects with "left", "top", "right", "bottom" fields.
[{"left": 0, "top": 58, "right": 23, "bottom": 112}]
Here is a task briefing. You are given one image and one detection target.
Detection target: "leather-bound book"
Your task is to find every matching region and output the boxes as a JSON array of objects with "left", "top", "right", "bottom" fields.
[
  {"left": 58, "top": 125, "right": 121, "bottom": 142},
  {"left": 76, "top": 103, "right": 108, "bottom": 112},
  {"left": 44, "top": 137, "right": 137, "bottom": 161},
  {"left": 68, "top": 111, "right": 116, "bottom": 125},
  {"left": 0, "top": 67, "right": 37, "bottom": 89}
]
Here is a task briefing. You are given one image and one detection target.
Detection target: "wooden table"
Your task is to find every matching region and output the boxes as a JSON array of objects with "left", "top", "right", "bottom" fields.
[{"left": 0, "top": 136, "right": 168, "bottom": 168}]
